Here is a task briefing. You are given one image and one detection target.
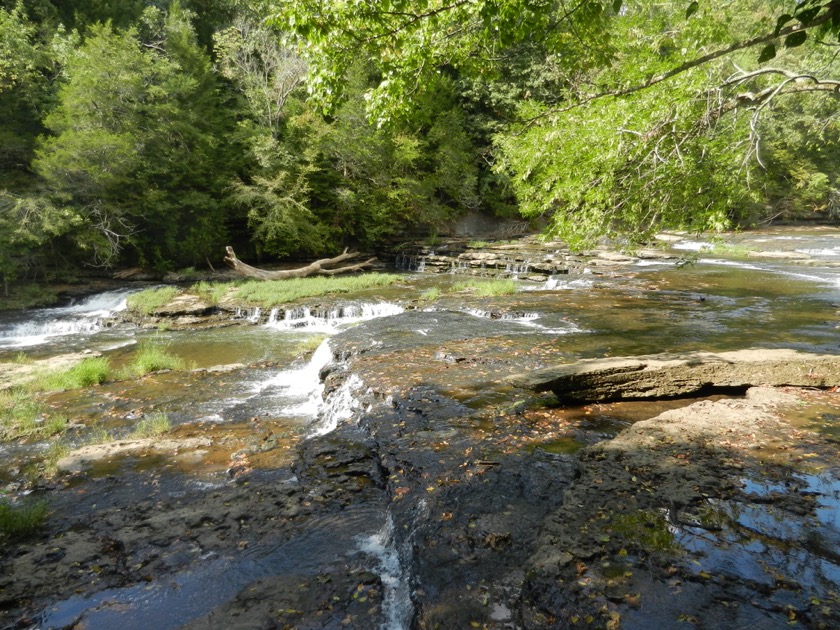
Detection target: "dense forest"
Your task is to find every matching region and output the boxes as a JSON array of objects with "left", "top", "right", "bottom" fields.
[{"left": 1, "top": 0, "right": 839, "bottom": 286}]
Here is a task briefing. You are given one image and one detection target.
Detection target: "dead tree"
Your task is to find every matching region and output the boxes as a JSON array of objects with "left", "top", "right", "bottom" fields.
[{"left": 224, "top": 246, "right": 376, "bottom": 280}]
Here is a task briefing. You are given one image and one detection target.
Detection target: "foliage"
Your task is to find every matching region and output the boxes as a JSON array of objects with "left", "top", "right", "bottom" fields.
[
  {"left": 126, "top": 286, "right": 181, "bottom": 315},
  {"left": 131, "top": 412, "right": 171, "bottom": 438},
  {"left": 0, "top": 282, "right": 58, "bottom": 309},
  {"left": 34, "top": 4, "right": 238, "bottom": 269},
  {"left": 232, "top": 273, "right": 402, "bottom": 307},
  {"left": 273, "top": 0, "right": 840, "bottom": 244},
  {"left": 0, "top": 498, "right": 48, "bottom": 540},
  {"left": 2, "top": 0, "right": 840, "bottom": 278}
]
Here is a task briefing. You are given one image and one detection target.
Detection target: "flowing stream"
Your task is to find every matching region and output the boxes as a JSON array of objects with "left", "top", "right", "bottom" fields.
[{"left": 2, "top": 227, "right": 840, "bottom": 629}]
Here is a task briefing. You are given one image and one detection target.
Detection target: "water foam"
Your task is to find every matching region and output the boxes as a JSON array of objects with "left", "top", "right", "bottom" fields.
[
  {"left": 357, "top": 512, "right": 416, "bottom": 630},
  {"left": 265, "top": 302, "right": 404, "bottom": 332},
  {"left": 0, "top": 289, "right": 134, "bottom": 348}
]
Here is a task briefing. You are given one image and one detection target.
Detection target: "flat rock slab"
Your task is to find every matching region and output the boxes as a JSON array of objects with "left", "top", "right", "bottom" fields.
[{"left": 506, "top": 348, "right": 840, "bottom": 402}]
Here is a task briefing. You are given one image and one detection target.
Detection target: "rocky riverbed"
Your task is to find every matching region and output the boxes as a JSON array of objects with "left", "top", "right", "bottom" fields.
[{"left": 2, "top": 228, "right": 840, "bottom": 629}]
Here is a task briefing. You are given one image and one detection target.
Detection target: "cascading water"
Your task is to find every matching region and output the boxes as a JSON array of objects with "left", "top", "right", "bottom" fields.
[
  {"left": 247, "top": 302, "right": 404, "bottom": 433},
  {"left": 252, "top": 339, "right": 334, "bottom": 419},
  {"left": 265, "top": 302, "right": 404, "bottom": 332},
  {"left": 309, "top": 373, "right": 364, "bottom": 437},
  {"left": 0, "top": 289, "right": 135, "bottom": 349},
  {"left": 356, "top": 504, "right": 427, "bottom": 630}
]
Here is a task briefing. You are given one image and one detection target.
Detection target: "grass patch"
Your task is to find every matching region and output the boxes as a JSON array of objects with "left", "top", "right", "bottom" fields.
[
  {"left": 231, "top": 273, "right": 402, "bottom": 308},
  {"left": 294, "top": 335, "right": 328, "bottom": 357},
  {"left": 14, "top": 352, "right": 33, "bottom": 365},
  {"left": 119, "top": 342, "right": 186, "bottom": 378},
  {"left": 131, "top": 412, "right": 171, "bottom": 438},
  {"left": 452, "top": 279, "right": 518, "bottom": 297},
  {"left": 191, "top": 280, "right": 231, "bottom": 305},
  {"left": 126, "top": 286, "right": 180, "bottom": 315},
  {"left": 30, "top": 356, "right": 110, "bottom": 392},
  {"left": 0, "top": 498, "right": 48, "bottom": 540},
  {"left": 710, "top": 243, "right": 757, "bottom": 258},
  {"left": 419, "top": 287, "right": 442, "bottom": 302},
  {"left": 0, "top": 389, "right": 44, "bottom": 440},
  {"left": 40, "top": 441, "right": 70, "bottom": 478}
]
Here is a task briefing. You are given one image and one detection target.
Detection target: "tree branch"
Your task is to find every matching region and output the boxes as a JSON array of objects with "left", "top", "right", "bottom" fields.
[
  {"left": 224, "top": 246, "right": 376, "bottom": 280},
  {"left": 521, "top": 7, "right": 838, "bottom": 128}
]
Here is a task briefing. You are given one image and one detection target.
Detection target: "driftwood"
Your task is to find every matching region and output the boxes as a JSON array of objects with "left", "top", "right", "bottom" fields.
[
  {"left": 224, "top": 246, "right": 376, "bottom": 280},
  {"left": 506, "top": 348, "right": 840, "bottom": 402}
]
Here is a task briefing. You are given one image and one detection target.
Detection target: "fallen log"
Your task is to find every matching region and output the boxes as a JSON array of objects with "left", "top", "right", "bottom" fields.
[
  {"left": 506, "top": 348, "right": 840, "bottom": 402},
  {"left": 224, "top": 246, "right": 376, "bottom": 280}
]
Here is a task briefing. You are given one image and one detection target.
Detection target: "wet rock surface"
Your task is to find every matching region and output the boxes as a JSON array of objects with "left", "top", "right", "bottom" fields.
[{"left": 2, "top": 344, "right": 839, "bottom": 629}]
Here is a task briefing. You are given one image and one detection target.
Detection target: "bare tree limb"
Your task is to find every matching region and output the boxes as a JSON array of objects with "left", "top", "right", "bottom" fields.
[{"left": 224, "top": 246, "right": 376, "bottom": 280}]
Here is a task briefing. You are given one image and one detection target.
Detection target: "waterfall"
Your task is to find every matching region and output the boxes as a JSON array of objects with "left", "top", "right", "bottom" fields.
[
  {"left": 0, "top": 289, "right": 134, "bottom": 348},
  {"left": 252, "top": 339, "right": 334, "bottom": 417},
  {"left": 462, "top": 308, "right": 540, "bottom": 322},
  {"left": 265, "top": 302, "right": 404, "bottom": 332},
  {"left": 538, "top": 276, "right": 595, "bottom": 290},
  {"left": 308, "top": 373, "right": 364, "bottom": 437},
  {"left": 356, "top": 510, "right": 417, "bottom": 630}
]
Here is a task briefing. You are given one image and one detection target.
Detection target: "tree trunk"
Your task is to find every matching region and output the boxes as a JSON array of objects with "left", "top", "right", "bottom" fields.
[{"left": 224, "top": 246, "right": 377, "bottom": 280}]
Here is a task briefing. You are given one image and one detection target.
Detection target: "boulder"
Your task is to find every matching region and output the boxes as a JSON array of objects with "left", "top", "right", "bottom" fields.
[{"left": 506, "top": 348, "right": 840, "bottom": 402}]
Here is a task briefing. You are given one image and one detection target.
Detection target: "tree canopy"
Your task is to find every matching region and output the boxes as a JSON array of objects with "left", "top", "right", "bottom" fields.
[{"left": 1, "top": 1, "right": 839, "bottom": 286}]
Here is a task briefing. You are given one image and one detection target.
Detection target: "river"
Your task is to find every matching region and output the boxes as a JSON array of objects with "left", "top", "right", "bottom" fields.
[{"left": 0, "top": 227, "right": 838, "bottom": 629}]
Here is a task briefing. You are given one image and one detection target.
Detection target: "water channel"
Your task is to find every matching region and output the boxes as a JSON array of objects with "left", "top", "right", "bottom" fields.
[{"left": 1, "top": 227, "right": 839, "bottom": 629}]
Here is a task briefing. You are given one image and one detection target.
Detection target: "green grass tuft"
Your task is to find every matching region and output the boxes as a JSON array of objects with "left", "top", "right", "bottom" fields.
[
  {"left": 452, "top": 279, "right": 518, "bottom": 297},
  {"left": 0, "top": 389, "right": 44, "bottom": 440},
  {"left": 31, "top": 357, "right": 111, "bottom": 392},
  {"left": 191, "top": 280, "right": 231, "bottom": 305},
  {"left": 419, "top": 287, "right": 442, "bottom": 302},
  {"left": 231, "top": 273, "right": 402, "bottom": 308},
  {"left": 126, "top": 286, "right": 181, "bottom": 315},
  {"left": 0, "top": 498, "right": 48, "bottom": 539},
  {"left": 131, "top": 412, "right": 171, "bottom": 438},
  {"left": 120, "top": 343, "right": 186, "bottom": 378}
]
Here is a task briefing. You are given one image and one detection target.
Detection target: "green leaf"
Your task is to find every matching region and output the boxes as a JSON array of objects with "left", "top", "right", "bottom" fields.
[
  {"left": 685, "top": 1, "right": 699, "bottom": 19},
  {"left": 796, "top": 7, "right": 822, "bottom": 25},
  {"left": 612, "top": 0, "right": 623, "bottom": 14},
  {"left": 784, "top": 30, "right": 808, "bottom": 48},
  {"left": 774, "top": 14, "right": 793, "bottom": 36},
  {"left": 758, "top": 43, "right": 776, "bottom": 63}
]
